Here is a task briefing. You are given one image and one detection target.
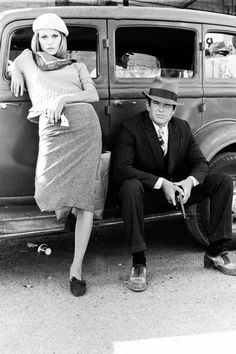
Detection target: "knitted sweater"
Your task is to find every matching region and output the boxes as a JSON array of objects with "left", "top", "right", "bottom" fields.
[{"left": 15, "top": 49, "right": 94, "bottom": 123}]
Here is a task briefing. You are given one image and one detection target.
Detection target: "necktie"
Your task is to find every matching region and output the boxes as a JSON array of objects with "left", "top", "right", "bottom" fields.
[{"left": 157, "top": 128, "right": 167, "bottom": 155}]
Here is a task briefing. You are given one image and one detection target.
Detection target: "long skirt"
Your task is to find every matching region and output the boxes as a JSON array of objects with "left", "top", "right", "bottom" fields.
[{"left": 34, "top": 103, "right": 102, "bottom": 214}]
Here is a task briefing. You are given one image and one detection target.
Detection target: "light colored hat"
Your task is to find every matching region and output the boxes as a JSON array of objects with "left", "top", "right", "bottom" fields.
[
  {"left": 142, "top": 78, "right": 183, "bottom": 105},
  {"left": 33, "top": 13, "right": 69, "bottom": 37}
]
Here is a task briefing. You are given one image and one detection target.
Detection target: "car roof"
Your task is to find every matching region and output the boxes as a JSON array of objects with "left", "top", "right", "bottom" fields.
[{"left": 1, "top": 6, "right": 236, "bottom": 28}]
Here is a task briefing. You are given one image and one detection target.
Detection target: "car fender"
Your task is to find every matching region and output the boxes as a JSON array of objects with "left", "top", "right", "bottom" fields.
[{"left": 194, "top": 119, "right": 236, "bottom": 161}]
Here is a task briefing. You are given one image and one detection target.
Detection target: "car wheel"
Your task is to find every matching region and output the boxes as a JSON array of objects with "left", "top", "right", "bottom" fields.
[{"left": 185, "top": 152, "right": 236, "bottom": 246}]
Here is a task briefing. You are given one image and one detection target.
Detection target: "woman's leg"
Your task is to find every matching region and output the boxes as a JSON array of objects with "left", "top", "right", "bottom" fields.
[{"left": 69, "top": 208, "right": 94, "bottom": 280}]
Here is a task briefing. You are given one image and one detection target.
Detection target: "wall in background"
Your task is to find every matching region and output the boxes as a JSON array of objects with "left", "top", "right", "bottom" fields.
[{"left": 0, "top": 0, "right": 236, "bottom": 15}]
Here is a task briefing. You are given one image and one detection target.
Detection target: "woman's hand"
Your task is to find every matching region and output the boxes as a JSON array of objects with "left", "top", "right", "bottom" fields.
[
  {"left": 43, "top": 96, "right": 65, "bottom": 124},
  {"left": 10, "top": 68, "right": 25, "bottom": 97}
]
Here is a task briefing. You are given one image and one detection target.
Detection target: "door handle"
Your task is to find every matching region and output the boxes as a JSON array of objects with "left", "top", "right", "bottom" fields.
[
  {"left": 114, "top": 100, "right": 136, "bottom": 107},
  {"left": 0, "top": 102, "right": 21, "bottom": 109},
  {"left": 199, "top": 102, "right": 206, "bottom": 113}
]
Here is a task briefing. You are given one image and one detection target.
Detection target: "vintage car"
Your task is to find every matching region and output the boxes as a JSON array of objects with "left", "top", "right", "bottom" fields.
[{"left": 0, "top": 4, "right": 236, "bottom": 245}]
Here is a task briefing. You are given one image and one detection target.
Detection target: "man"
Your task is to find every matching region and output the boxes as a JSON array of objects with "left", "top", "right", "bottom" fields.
[
  {"left": 91, "top": 52, "right": 133, "bottom": 79},
  {"left": 116, "top": 52, "right": 134, "bottom": 69},
  {"left": 116, "top": 52, "right": 134, "bottom": 78},
  {"left": 113, "top": 78, "right": 235, "bottom": 292}
]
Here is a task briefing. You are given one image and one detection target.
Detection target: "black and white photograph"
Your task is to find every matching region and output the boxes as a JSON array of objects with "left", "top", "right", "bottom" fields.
[{"left": 0, "top": 0, "right": 236, "bottom": 353}]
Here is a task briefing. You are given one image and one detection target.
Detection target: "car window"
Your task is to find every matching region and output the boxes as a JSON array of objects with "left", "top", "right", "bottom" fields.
[
  {"left": 115, "top": 26, "right": 195, "bottom": 79},
  {"left": 67, "top": 26, "right": 98, "bottom": 77},
  {"left": 8, "top": 25, "right": 98, "bottom": 77},
  {"left": 205, "top": 32, "right": 236, "bottom": 79},
  {"left": 8, "top": 26, "right": 33, "bottom": 71}
]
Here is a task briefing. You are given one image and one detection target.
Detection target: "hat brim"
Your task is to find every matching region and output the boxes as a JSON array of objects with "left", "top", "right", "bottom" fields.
[{"left": 142, "top": 91, "right": 183, "bottom": 105}]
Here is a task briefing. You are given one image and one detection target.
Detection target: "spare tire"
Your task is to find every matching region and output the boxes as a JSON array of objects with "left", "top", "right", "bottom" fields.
[{"left": 185, "top": 152, "right": 236, "bottom": 246}]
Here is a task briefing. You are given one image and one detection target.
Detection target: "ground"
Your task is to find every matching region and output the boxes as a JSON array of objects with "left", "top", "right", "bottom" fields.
[{"left": 1, "top": 220, "right": 236, "bottom": 354}]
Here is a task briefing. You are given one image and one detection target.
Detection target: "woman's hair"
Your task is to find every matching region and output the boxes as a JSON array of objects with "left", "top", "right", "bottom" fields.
[{"left": 31, "top": 32, "right": 67, "bottom": 58}]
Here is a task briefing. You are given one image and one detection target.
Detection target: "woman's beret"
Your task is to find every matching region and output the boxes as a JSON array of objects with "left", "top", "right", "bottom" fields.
[{"left": 33, "top": 13, "right": 69, "bottom": 37}]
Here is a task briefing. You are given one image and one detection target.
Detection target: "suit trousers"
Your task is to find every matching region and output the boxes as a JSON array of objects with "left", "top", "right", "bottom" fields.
[{"left": 118, "top": 172, "right": 233, "bottom": 254}]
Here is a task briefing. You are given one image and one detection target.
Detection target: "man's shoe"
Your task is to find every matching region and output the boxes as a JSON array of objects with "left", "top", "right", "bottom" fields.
[
  {"left": 204, "top": 252, "right": 236, "bottom": 276},
  {"left": 126, "top": 264, "right": 147, "bottom": 292}
]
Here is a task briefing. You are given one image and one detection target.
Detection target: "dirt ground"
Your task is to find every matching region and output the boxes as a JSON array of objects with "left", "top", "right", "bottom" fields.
[{"left": 1, "top": 220, "right": 236, "bottom": 354}]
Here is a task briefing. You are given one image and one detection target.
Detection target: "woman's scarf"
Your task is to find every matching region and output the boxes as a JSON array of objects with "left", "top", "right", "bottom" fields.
[{"left": 34, "top": 52, "right": 76, "bottom": 71}]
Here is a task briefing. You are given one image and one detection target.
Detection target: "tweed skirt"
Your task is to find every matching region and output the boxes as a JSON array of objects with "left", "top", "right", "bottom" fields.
[{"left": 34, "top": 103, "right": 102, "bottom": 213}]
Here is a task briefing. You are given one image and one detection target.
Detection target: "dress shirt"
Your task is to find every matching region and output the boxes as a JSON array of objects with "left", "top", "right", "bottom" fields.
[{"left": 152, "top": 122, "right": 199, "bottom": 189}]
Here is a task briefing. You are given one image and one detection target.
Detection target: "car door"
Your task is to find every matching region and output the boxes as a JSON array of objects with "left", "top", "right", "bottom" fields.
[
  {"left": 107, "top": 20, "right": 203, "bottom": 150},
  {"left": 0, "top": 17, "right": 108, "bottom": 199}
]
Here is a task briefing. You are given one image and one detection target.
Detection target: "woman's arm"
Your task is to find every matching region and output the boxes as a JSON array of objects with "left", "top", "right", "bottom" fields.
[
  {"left": 7, "top": 51, "right": 30, "bottom": 97},
  {"left": 62, "top": 82, "right": 99, "bottom": 104},
  {"left": 44, "top": 82, "right": 99, "bottom": 123},
  {"left": 9, "top": 66, "right": 25, "bottom": 97},
  {"left": 7, "top": 58, "right": 26, "bottom": 97}
]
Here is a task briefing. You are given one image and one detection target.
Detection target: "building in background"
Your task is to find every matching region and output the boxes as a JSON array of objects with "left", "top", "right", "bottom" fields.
[
  {"left": 188, "top": 0, "right": 236, "bottom": 15},
  {"left": 0, "top": 0, "right": 236, "bottom": 15}
]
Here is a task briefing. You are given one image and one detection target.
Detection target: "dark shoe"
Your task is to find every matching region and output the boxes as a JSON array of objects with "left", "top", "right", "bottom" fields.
[
  {"left": 70, "top": 277, "right": 86, "bottom": 296},
  {"left": 204, "top": 252, "right": 236, "bottom": 276},
  {"left": 126, "top": 264, "right": 147, "bottom": 292}
]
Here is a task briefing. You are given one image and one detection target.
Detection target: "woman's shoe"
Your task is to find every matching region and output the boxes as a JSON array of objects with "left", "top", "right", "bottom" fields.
[{"left": 70, "top": 277, "right": 86, "bottom": 297}]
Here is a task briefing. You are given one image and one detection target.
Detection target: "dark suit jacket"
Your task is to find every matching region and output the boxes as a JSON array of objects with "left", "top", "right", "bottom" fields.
[{"left": 113, "top": 111, "right": 209, "bottom": 191}]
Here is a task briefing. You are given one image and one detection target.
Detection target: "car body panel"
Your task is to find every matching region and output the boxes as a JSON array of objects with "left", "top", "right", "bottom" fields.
[{"left": 0, "top": 6, "right": 236, "bottom": 239}]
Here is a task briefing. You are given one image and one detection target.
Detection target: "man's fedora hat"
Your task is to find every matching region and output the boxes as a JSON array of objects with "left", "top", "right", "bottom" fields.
[{"left": 142, "top": 78, "right": 183, "bottom": 105}]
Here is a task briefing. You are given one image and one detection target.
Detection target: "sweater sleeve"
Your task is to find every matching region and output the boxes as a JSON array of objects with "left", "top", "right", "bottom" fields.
[
  {"left": 14, "top": 49, "right": 33, "bottom": 74},
  {"left": 75, "top": 62, "right": 95, "bottom": 88}
]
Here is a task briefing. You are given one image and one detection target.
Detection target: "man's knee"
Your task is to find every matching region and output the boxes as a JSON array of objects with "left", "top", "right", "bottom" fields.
[
  {"left": 206, "top": 171, "right": 233, "bottom": 193},
  {"left": 119, "top": 179, "right": 144, "bottom": 200},
  {"left": 220, "top": 172, "right": 233, "bottom": 195}
]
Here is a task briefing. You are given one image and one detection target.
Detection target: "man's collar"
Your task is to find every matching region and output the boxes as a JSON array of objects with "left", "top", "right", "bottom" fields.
[{"left": 152, "top": 121, "right": 168, "bottom": 133}]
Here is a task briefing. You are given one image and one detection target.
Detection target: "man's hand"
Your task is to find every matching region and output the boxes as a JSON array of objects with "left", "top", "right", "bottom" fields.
[
  {"left": 161, "top": 178, "right": 184, "bottom": 206},
  {"left": 10, "top": 68, "right": 25, "bottom": 97},
  {"left": 174, "top": 176, "right": 194, "bottom": 204}
]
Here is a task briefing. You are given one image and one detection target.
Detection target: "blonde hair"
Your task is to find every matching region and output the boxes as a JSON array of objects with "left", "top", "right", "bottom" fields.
[{"left": 31, "top": 31, "right": 67, "bottom": 58}]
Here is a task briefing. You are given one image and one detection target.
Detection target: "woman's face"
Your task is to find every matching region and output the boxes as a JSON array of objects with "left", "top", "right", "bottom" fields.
[{"left": 38, "top": 29, "right": 62, "bottom": 55}]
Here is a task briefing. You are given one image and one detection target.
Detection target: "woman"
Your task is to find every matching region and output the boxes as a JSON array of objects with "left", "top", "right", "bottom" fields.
[{"left": 10, "top": 13, "right": 102, "bottom": 297}]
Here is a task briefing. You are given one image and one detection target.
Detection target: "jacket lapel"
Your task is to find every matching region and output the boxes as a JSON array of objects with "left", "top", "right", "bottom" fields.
[{"left": 143, "top": 112, "right": 165, "bottom": 171}]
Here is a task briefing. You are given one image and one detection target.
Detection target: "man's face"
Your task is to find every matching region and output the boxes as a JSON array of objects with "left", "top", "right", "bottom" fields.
[{"left": 146, "top": 99, "right": 175, "bottom": 127}]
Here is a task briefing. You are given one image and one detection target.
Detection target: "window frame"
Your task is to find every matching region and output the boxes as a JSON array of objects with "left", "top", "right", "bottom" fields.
[
  {"left": 110, "top": 21, "right": 199, "bottom": 83},
  {"left": 203, "top": 28, "right": 236, "bottom": 82},
  {"left": 3, "top": 20, "right": 104, "bottom": 82},
  {"left": 204, "top": 28, "right": 236, "bottom": 82}
]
